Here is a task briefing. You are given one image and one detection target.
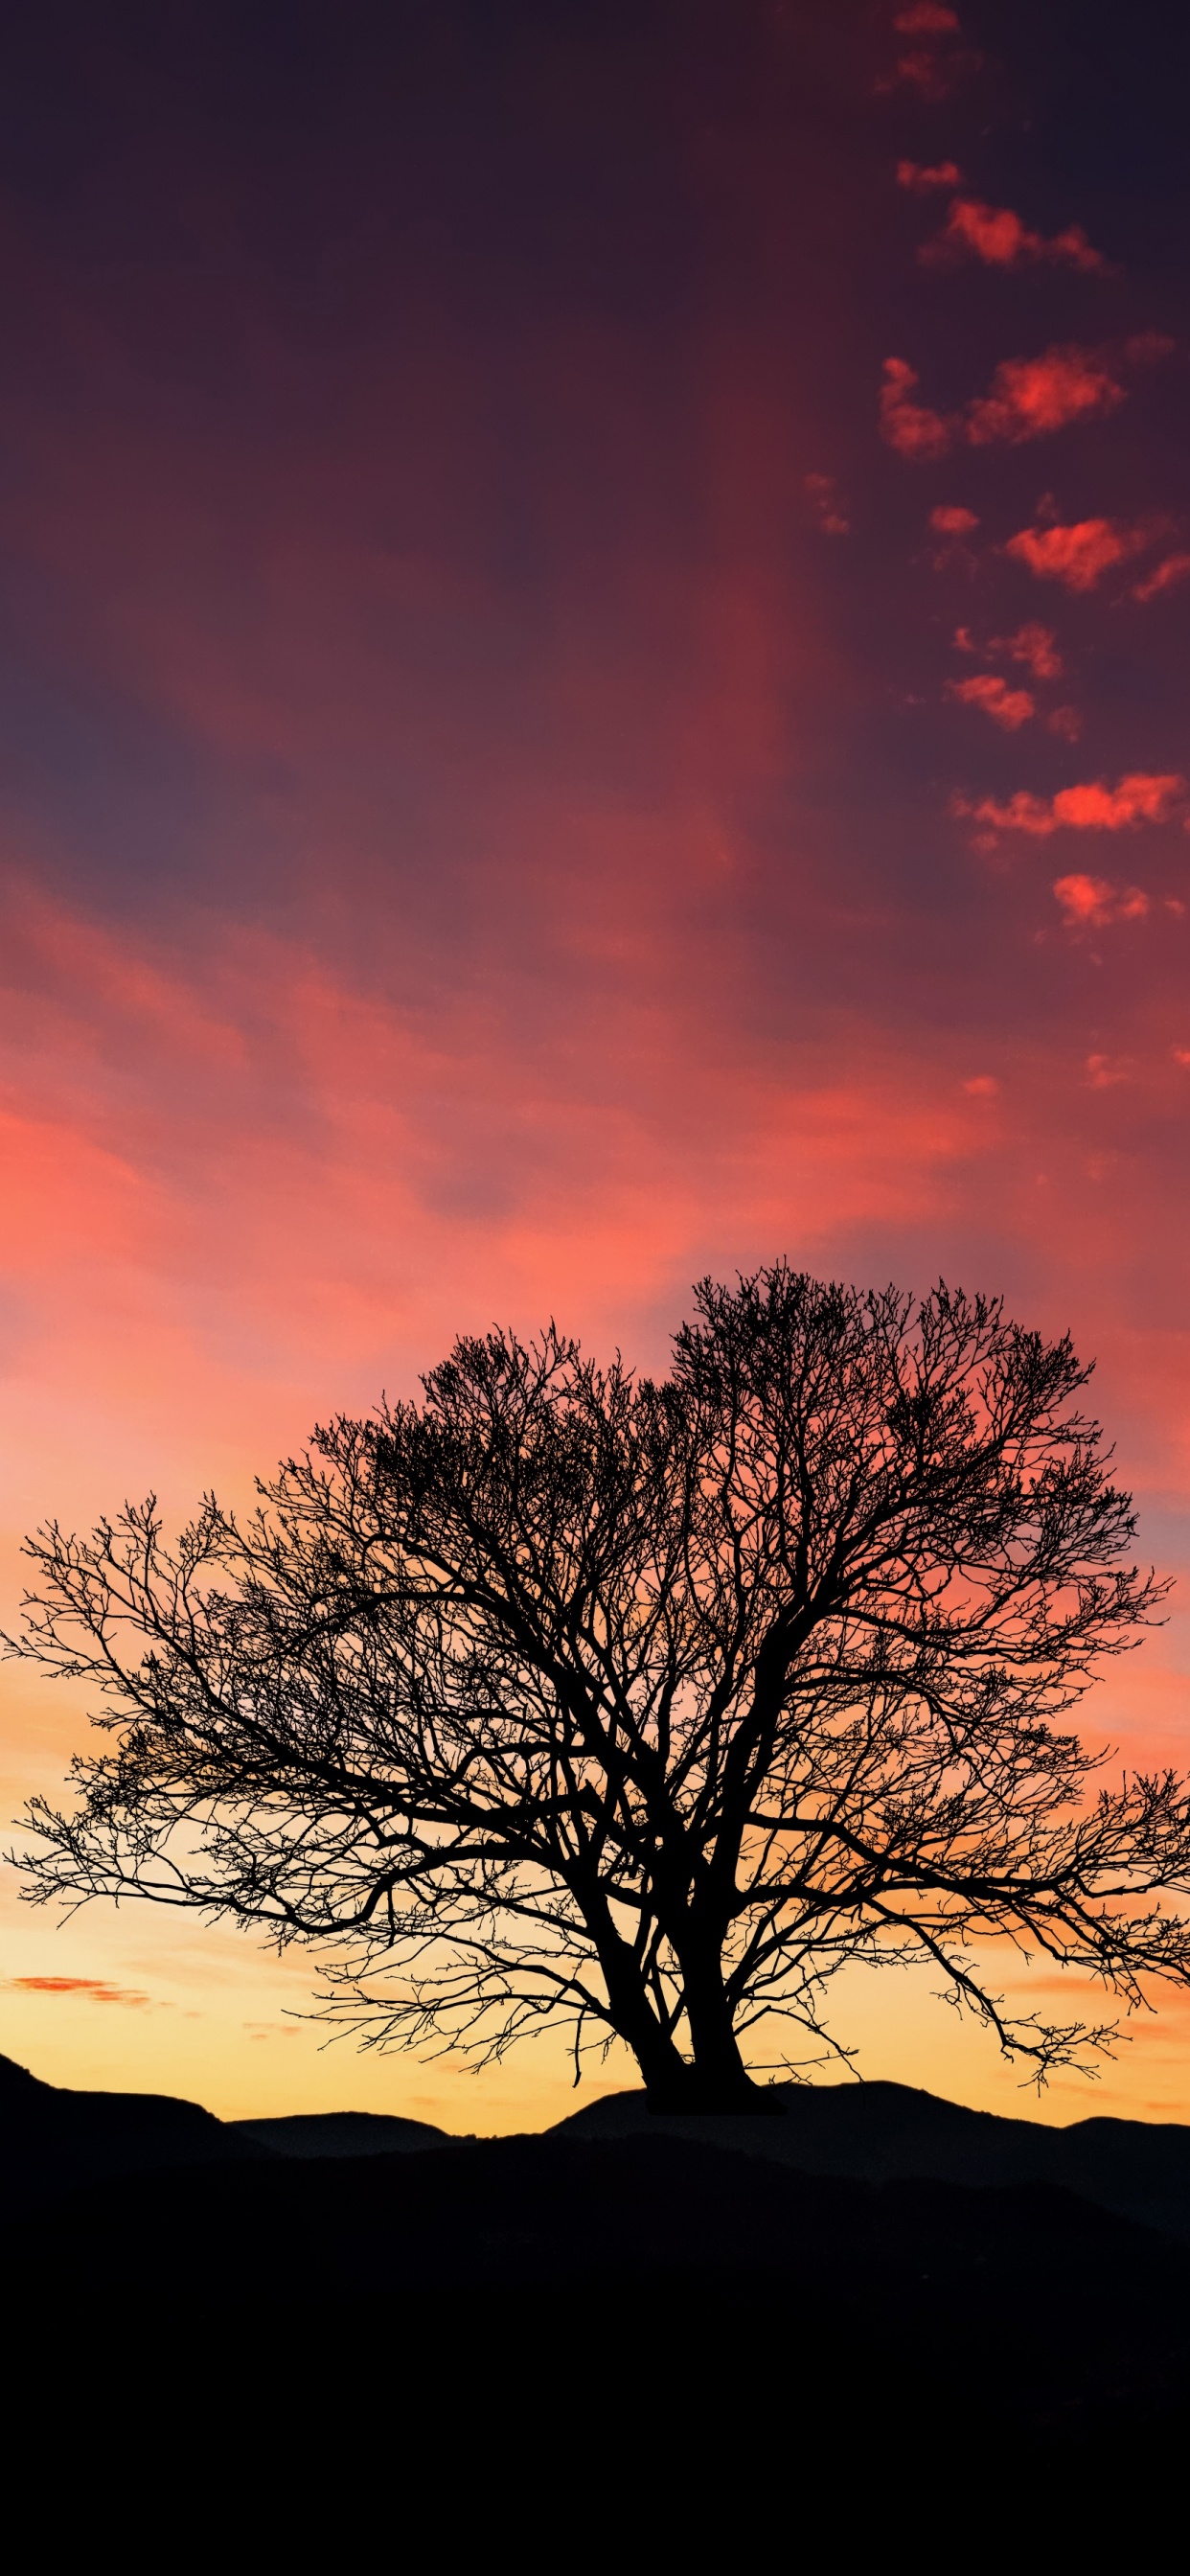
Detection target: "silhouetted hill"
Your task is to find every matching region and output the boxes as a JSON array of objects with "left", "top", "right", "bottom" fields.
[
  {"left": 10, "top": 2051, "right": 1190, "bottom": 2458},
  {"left": 230, "top": 2108, "right": 447, "bottom": 2158},
  {"left": 0, "top": 2047, "right": 261, "bottom": 2209},
  {"left": 0, "top": 2051, "right": 450, "bottom": 2207},
  {"left": 556, "top": 2081, "right": 1190, "bottom": 2238},
  {"left": 8, "top": 2045, "right": 1190, "bottom": 2237}
]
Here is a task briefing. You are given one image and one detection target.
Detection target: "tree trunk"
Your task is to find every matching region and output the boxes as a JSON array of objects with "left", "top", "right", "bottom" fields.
[
  {"left": 586, "top": 1883, "right": 783, "bottom": 2113},
  {"left": 645, "top": 1942, "right": 785, "bottom": 2115}
]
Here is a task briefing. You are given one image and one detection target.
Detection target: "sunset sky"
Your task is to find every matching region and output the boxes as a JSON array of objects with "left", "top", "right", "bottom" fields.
[{"left": 3, "top": 0, "right": 1190, "bottom": 2130}]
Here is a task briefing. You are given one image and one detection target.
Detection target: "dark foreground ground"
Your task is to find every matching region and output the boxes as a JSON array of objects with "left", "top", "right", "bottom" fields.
[{"left": 5, "top": 2049, "right": 1186, "bottom": 2542}]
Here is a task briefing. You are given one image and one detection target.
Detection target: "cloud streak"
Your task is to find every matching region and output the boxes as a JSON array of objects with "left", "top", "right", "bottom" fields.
[
  {"left": 6, "top": 1977, "right": 154, "bottom": 2007},
  {"left": 897, "top": 160, "right": 963, "bottom": 194},
  {"left": 946, "top": 673, "right": 1035, "bottom": 729},
  {"left": 922, "top": 199, "right": 1109, "bottom": 273},
  {"left": 1134, "top": 553, "right": 1190, "bottom": 602},
  {"left": 958, "top": 773, "right": 1185, "bottom": 838}
]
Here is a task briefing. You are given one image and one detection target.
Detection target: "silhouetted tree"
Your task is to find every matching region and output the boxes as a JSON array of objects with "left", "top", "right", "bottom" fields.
[{"left": 11, "top": 1268, "right": 1190, "bottom": 2109}]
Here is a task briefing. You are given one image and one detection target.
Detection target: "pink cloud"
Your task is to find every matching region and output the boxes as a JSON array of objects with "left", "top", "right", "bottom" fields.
[
  {"left": 1047, "top": 705, "right": 1083, "bottom": 742},
  {"left": 946, "top": 673, "right": 1035, "bottom": 730},
  {"left": 880, "top": 357, "right": 950, "bottom": 459},
  {"left": 1053, "top": 875, "right": 1151, "bottom": 929},
  {"left": 1133, "top": 552, "right": 1190, "bottom": 603},
  {"left": 995, "top": 622, "right": 1064, "bottom": 679},
  {"left": 967, "top": 345, "right": 1125, "bottom": 446},
  {"left": 894, "top": 3, "right": 959, "bottom": 25},
  {"left": 1005, "top": 518, "right": 1149, "bottom": 591},
  {"left": 922, "top": 198, "right": 1109, "bottom": 274},
  {"left": 889, "top": 344, "right": 1134, "bottom": 467},
  {"left": 962, "top": 1074, "right": 998, "bottom": 1096},
  {"left": 805, "top": 472, "right": 850, "bottom": 535},
  {"left": 1047, "top": 225, "right": 1112, "bottom": 273},
  {"left": 930, "top": 504, "right": 978, "bottom": 533},
  {"left": 1052, "top": 774, "right": 1184, "bottom": 829},
  {"left": 897, "top": 160, "right": 963, "bottom": 193},
  {"left": 959, "top": 772, "right": 1185, "bottom": 838},
  {"left": 884, "top": 48, "right": 979, "bottom": 102}
]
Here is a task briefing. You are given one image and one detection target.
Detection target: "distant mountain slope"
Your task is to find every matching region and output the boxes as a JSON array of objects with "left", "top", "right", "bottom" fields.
[
  {"left": 0, "top": 2048, "right": 259, "bottom": 2209},
  {"left": 7, "top": 2045, "right": 1190, "bottom": 2241},
  {"left": 230, "top": 2109, "right": 447, "bottom": 2158},
  {"left": 0, "top": 2053, "right": 450, "bottom": 2208},
  {"left": 553, "top": 2081, "right": 1190, "bottom": 2238}
]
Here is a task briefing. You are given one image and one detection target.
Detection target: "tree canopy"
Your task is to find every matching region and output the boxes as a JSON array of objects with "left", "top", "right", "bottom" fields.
[{"left": 11, "top": 1267, "right": 1190, "bottom": 2108}]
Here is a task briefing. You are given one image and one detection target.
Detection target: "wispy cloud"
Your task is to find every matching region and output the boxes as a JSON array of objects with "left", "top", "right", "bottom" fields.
[
  {"left": 894, "top": 3, "right": 960, "bottom": 26},
  {"left": 930, "top": 505, "right": 978, "bottom": 533},
  {"left": 881, "top": 357, "right": 950, "bottom": 459},
  {"left": 6, "top": 1975, "right": 155, "bottom": 2008},
  {"left": 885, "top": 50, "right": 975, "bottom": 100},
  {"left": 805, "top": 472, "right": 850, "bottom": 535},
  {"left": 1133, "top": 552, "right": 1190, "bottom": 603},
  {"left": 897, "top": 160, "right": 963, "bottom": 194},
  {"left": 946, "top": 673, "right": 1035, "bottom": 729},
  {"left": 921, "top": 198, "right": 1109, "bottom": 273},
  {"left": 1053, "top": 875, "right": 1150, "bottom": 928},
  {"left": 995, "top": 622, "right": 1064, "bottom": 679},
  {"left": 958, "top": 771, "right": 1184, "bottom": 838}
]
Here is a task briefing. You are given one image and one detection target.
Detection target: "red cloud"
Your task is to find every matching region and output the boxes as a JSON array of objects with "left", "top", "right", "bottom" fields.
[
  {"left": 967, "top": 346, "right": 1125, "bottom": 446},
  {"left": 930, "top": 504, "right": 978, "bottom": 533},
  {"left": 885, "top": 47, "right": 979, "bottom": 101},
  {"left": 894, "top": 3, "right": 959, "bottom": 25},
  {"left": 995, "top": 622, "right": 1063, "bottom": 679},
  {"left": 880, "top": 357, "right": 950, "bottom": 459},
  {"left": 805, "top": 472, "right": 850, "bottom": 535},
  {"left": 6, "top": 1975, "right": 153, "bottom": 2006},
  {"left": 1053, "top": 875, "right": 1151, "bottom": 928},
  {"left": 1005, "top": 518, "right": 1149, "bottom": 590},
  {"left": 1133, "top": 552, "right": 1190, "bottom": 603},
  {"left": 959, "top": 772, "right": 1184, "bottom": 838},
  {"left": 946, "top": 673, "right": 1035, "bottom": 730},
  {"left": 887, "top": 344, "right": 1133, "bottom": 465},
  {"left": 897, "top": 160, "right": 963, "bottom": 193},
  {"left": 1047, "top": 705, "right": 1083, "bottom": 742},
  {"left": 921, "top": 198, "right": 1109, "bottom": 273}
]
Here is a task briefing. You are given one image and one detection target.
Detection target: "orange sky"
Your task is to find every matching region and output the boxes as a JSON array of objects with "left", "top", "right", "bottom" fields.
[{"left": 3, "top": 0, "right": 1190, "bottom": 2129}]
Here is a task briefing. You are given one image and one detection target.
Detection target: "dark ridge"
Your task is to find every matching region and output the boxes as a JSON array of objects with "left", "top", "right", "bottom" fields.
[
  {"left": 0, "top": 2045, "right": 262, "bottom": 2209},
  {"left": 552, "top": 2079, "right": 1190, "bottom": 2239},
  {"left": 8, "top": 2051, "right": 1190, "bottom": 2458},
  {"left": 229, "top": 2108, "right": 448, "bottom": 2158},
  {"left": 7, "top": 2047, "right": 1190, "bottom": 2236}
]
